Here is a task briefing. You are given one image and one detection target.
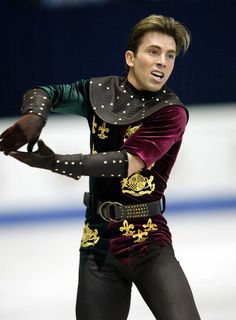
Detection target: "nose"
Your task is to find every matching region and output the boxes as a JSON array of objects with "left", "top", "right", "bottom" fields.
[{"left": 156, "top": 54, "right": 166, "bottom": 67}]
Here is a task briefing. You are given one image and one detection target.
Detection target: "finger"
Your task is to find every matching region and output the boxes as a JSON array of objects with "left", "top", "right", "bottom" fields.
[
  {"left": 3, "top": 141, "right": 25, "bottom": 155},
  {"left": 0, "top": 128, "right": 26, "bottom": 152},
  {"left": 1, "top": 139, "right": 24, "bottom": 152},
  {"left": 37, "top": 140, "right": 54, "bottom": 155},
  {"left": 0, "top": 126, "right": 15, "bottom": 139},
  {"left": 9, "top": 151, "right": 34, "bottom": 165},
  {"left": 0, "top": 139, "right": 25, "bottom": 154},
  {"left": 27, "top": 139, "right": 37, "bottom": 152}
]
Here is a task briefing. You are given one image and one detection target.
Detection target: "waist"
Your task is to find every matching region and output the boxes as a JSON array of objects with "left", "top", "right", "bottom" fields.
[{"left": 83, "top": 192, "right": 165, "bottom": 222}]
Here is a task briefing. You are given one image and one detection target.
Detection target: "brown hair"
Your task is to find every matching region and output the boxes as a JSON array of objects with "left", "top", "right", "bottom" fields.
[{"left": 127, "top": 14, "right": 191, "bottom": 56}]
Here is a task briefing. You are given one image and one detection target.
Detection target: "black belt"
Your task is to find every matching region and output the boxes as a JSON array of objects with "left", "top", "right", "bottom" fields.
[{"left": 83, "top": 192, "right": 165, "bottom": 222}]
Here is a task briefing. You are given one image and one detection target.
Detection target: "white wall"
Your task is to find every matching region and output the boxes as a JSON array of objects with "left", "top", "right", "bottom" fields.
[
  {"left": 1, "top": 103, "right": 236, "bottom": 215},
  {"left": 1, "top": 105, "right": 236, "bottom": 319}
]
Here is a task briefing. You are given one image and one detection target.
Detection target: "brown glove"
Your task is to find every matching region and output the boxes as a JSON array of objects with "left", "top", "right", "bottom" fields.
[
  {"left": 9, "top": 140, "right": 55, "bottom": 169},
  {"left": 0, "top": 113, "right": 45, "bottom": 154}
]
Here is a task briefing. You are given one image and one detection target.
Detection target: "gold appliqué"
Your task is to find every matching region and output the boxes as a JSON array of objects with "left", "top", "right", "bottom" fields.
[
  {"left": 119, "top": 220, "right": 135, "bottom": 236},
  {"left": 124, "top": 123, "right": 142, "bottom": 141},
  {"left": 143, "top": 218, "right": 158, "bottom": 232},
  {"left": 121, "top": 173, "right": 155, "bottom": 196},
  {"left": 120, "top": 218, "right": 158, "bottom": 243},
  {"left": 80, "top": 223, "right": 100, "bottom": 248},
  {"left": 98, "top": 122, "right": 109, "bottom": 139},
  {"left": 92, "top": 115, "right": 97, "bottom": 134},
  {"left": 133, "top": 229, "right": 148, "bottom": 243},
  {"left": 91, "top": 143, "right": 97, "bottom": 154}
]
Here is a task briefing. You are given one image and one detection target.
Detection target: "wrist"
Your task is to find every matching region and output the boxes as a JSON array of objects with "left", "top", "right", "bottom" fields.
[{"left": 21, "top": 88, "right": 52, "bottom": 122}]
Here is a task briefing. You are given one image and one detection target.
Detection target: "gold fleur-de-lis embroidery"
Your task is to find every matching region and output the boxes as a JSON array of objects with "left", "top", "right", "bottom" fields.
[
  {"left": 80, "top": 223, "right": 100, "bottom": 248},
  {"left": 98, "top": 122, "right": 109, "bottom": 139},
  {"left": 132, "top": 229, "right": 148, "bottom": 243},
  {"left": 92, "top": 115, "right": 97, "bottom": 134},
  {"left": 119, "top": 219, "right": 135, "bottom": 236},
  {"left": 142, "top": 218, "right": 158, "bottom": 232}
]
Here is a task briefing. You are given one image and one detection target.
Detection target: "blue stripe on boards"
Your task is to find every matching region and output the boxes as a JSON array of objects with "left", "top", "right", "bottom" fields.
[
  {"left": 0, "top": 208, "right": 85, "bottom": 226},
  {"left": 0, "top": 196, "right": 236, "bottom": 227},
  {"left": 167, "top": 197, "right": 236, "bottom": 213}
]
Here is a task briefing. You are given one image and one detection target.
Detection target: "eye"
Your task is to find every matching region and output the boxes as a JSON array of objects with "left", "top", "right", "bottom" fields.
[
  {"left": 167, "top": 53, "right": 175, "bottom": 60},
  {"left": 148, "top": 48, "right": 158, "bottom": 55}
]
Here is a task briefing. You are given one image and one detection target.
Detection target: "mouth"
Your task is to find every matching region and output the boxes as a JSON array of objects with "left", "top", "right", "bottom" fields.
[{"left": 151, "top": 70, "right": 164, "bottom": 80}]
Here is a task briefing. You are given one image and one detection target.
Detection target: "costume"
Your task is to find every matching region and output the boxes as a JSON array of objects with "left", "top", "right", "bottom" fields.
[{"left": 9, "top": 76, "right": 201, "bottom": 319}]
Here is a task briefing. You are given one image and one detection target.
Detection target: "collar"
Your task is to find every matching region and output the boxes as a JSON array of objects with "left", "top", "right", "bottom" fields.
[{"left": 89, "top": 76, "right": 185, "bottom": 125}]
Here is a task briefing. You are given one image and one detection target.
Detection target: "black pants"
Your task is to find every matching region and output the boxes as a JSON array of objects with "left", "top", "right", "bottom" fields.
[{"left": 76, "top": 245, "right": 201, "bottom": 320}]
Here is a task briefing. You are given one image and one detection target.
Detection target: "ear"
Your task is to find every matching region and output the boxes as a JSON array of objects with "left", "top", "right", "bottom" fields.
[{"left": 125, "top": 50, "right": 135, "bottom": 68}]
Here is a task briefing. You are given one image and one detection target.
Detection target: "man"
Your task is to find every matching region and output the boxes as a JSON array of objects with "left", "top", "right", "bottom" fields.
[{"left": 0, "top": 14, "right": 201, "bottom": 320}]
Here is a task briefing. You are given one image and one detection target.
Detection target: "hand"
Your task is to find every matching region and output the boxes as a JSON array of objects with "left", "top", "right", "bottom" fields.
[
  {"left": 0, "top": 113, "right": 45, "bottom": 155},
  {"left": 9, "top": 140, "right": 55, "bottom": 170}
]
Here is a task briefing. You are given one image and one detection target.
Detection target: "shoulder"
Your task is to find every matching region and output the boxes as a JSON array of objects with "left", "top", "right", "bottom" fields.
[
  {"left": 146, "top": 105, "right": 189, "bottom": 128},
  {"left": 155, "top": 105, "right": 188, "bottom": 120},
  {"left": 89, "top": 75, "right": 124, "bottom": 86}
]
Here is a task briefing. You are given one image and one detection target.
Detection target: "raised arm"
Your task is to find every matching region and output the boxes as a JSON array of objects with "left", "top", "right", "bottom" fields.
[{"left": 0, "top": 80, "right": 89, "bottom": 154}]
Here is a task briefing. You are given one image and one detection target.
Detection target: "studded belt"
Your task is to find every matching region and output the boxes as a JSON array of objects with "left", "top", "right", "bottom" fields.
[{"left": 83, "top": 192, "right": 165, "bottom": 222}]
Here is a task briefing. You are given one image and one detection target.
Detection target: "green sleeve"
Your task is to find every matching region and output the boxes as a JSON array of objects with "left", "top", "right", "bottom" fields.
[{"left": 37, "top": 79, "right": 90, "bottom": 119}]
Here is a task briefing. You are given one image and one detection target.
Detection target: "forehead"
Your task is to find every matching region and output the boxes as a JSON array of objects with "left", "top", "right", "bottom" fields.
[{"left": 139, "top": 31, "right": 176, "bottom": 51}]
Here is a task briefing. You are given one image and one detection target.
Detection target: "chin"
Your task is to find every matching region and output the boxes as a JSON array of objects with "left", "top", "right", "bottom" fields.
[{"left": 147, "top": 84, "right": 163, "bottom": 92}]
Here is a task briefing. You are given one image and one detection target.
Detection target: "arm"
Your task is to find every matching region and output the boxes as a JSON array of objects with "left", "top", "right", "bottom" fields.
[
  {"left": 0, "top": 80, "right": 89, "bottom": 154},
  {"left": 121, "top": 106, "right": 188, "bottom": 168},
  {"left": 8, "top": 140, "right": 129, "bottom": 179},
  {"left": 7, "top": 139, "right": 143, "bottom": 179},
  {"left": 127, "top": 153, "right": 145, "bottom": 176},
  {"left": 6, "top": 106, "right": 187, "bottom": 180}
]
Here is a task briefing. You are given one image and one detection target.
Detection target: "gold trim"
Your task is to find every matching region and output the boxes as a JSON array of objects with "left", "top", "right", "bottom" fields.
[
  {"left": 119, "top": 220, "right": 135, "bottom": 236},
  {"left": 133, "top": 229, "right": 148, "bottom": 243},
  {"left": 124, "top": 123, "right": 142, "bottom": 141},
  {"left": 92, "top": 115, "right": 98, "bottom": 134},
  {"left": 80, "top": 223, "right": 100, "bottom": 248},
  {"left": 143, "top": 218, "right": 158, "bottom": 232},
  {"left": 119, "top": 218, "right": 158, "bottom": 243},
  {"left": 98, "top": 122, "right": 109, "bottom": 139},
  {"left": 121, "top": 173, "right": 155, "bottom": 196}
]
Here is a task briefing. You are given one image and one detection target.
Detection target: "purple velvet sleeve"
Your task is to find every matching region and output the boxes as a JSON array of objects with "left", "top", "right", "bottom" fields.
[{"left": 121, "top": 106, "right": 188, "bottom": 168}]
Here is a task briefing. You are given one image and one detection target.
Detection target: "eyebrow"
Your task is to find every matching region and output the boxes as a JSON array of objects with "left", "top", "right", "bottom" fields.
[{"left": 147, "top": 45, "right": 176, "bottom": 54}]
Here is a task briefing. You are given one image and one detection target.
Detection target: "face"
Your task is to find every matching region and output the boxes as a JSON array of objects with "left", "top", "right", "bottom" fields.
[{"left": 126, "top": 31, "right": 176, "bottom": 92}]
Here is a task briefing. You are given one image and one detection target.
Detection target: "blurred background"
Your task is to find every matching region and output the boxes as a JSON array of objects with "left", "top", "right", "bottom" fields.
[{"left": 0, "top": 1, "right": 236, "bottom": 319}]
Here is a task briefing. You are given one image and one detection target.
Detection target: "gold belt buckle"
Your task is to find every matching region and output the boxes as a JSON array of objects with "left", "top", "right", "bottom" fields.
[{"left": 99, "top": 201, "right": 124, "bottom": 222}]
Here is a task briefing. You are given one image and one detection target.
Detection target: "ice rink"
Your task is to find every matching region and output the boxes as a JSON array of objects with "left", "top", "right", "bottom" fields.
[
  {"left": 1, "top": 108, "right": 236, "bottom": 319},
  {"left": 1, "top": 209, "right": 236, "bottom": 320}
]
